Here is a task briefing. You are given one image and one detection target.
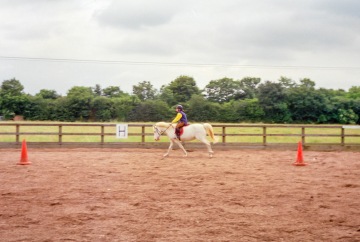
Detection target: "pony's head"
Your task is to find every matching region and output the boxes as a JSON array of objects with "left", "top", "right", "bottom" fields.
[{"left": 153, "top": 122, "right": 173, "bottom": 141}]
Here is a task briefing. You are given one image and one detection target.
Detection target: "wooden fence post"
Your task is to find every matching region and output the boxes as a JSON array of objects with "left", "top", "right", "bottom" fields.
[
  {"left": 302, "top": 127, "right": 305, "bottom": 144},
  {"left": 262, "top": 127, "right": 266, "bottom": 145},
  {"left": 222, "top": 126, "right": 226, "bottom": 143},
  {"left": 101, "top": 125, "right": 105, "bottom": 144},
  {"left": 16, "top": 124, "right": 20, "bottom": 143},
  {"left": 142, "top": 126, "right": 145, "bottom": 143},
  {"left": 59, "top": 125, "right": 62, "bottom": 144}
]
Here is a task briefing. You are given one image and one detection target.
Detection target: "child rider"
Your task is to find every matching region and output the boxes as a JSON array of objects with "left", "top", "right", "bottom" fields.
[{"left": 171, "top": 105, "right": 188, "bottom": 140}]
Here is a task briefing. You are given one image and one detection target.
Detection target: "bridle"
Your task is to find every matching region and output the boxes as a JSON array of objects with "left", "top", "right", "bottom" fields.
[{"left": 154, "top": 124, "right": 172, "bottom": 138}]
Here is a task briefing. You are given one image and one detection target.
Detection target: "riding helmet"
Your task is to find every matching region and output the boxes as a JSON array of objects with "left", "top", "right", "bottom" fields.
[{"left": 176, "top": 105, "right": 183, "bottom": 110}]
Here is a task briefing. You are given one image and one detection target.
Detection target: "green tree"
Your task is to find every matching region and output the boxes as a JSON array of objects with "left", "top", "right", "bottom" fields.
[
  {"left": 217, "top": 99, "right": 264, "bottom": 123},
  {"left": 103, "top": 86, "right": 124, "bottom": 98},
  {"left": 317, "top": 88, "right": 346, "bottom": 99},
  {"left": 278, "top": 76, "right": 296, "bottom": 89},
  {"left": 1, "top": 78, "right": 24, "bottom": 96},
  {"left": 337, "top": 108, "right": 358, "bottom": 124},
  {"left": 186, "top": 95, "right": 220, "bottom": 122},
  {"left": 233, "top": 99, "right": 264, "bottom": 122},
  {"left": 286, "top": 79, "right": 331, "bottom": 123},
  {"left": 327, "top": 96, "right": 359, "bottom": 124},
  {"left": 132, "top": 81, "right": 157, "bottom": 101},
  {"left": 50, "top": 97, "right": 72, "bottom": 121},
  {"left": 347, "top": 86, "right": 360, "bottom": 99},
  {"left": 204, "top": 77, "right": 242, "bottom": 103},
  {"left": 351, "top": 98, "right": 360, "bottom": 124},
  {"left": 35, "top": 89, "right": 60, "bottom": 99},
  {"left": 299, "top": 78, "right": 316, "bottom": 89},
  {"left": 127, "top": 100, "right": 171, "bottom": 122},
  {"left": 165, "top": 76, "right": 201, "bottom": 104},
  {"left": 0, "top": 78, "right": 30, "bottom": 117},
  {"left": 158, "top": 85, "right": 176, "bottom": 106},
  {"left": 315, "top": 89, "right": 345, "bottom": 123},
  {"left": 111, "top": 95, "right": 141, "bottom": 121},
  {"left": 258, "top": 81, "right": 291, "bottom": 123},
  {"left": 91, "top": 96, "right": 113, "bottom": 121},
  {"left": 217, "top": 102, "right": 240, "bottom": 122},
  {"left": 66, "top": 86, "right": 94, "bottom": 121},
  {"left": 24, "top": 96, "right": 52, "bottom": 120},
  {"left": 239, "top": 77, "right": 261, "bottom": 99},
  {"left": 93, "top": 84, "right": 102, "bottom": 96}
]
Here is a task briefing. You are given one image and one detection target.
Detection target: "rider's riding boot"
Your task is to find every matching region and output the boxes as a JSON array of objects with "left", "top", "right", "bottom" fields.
[{"left": 175, "top": 128, "right": 181, "bottom": 140}]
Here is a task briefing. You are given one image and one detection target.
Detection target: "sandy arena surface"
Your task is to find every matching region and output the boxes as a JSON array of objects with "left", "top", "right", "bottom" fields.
[{"left": 0, "top": 147, "right": 359, "bottom": 242}]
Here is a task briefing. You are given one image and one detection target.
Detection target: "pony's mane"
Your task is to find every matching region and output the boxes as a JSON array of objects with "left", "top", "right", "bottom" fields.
[{"left": 155, "top": 122, "right": 173, "bottom": 128}]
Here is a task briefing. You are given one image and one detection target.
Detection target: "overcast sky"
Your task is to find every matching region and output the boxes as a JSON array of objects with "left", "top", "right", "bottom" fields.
[{"left": 0, "top": 0, "right": 359, "bottom": 95}]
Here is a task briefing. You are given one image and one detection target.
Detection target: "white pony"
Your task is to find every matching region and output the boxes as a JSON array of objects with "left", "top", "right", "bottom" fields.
[{"left": 153, "top": 122, "right": 219, "bottom": 157}]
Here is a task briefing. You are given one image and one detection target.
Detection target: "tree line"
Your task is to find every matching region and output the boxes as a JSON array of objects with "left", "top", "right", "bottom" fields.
[{"left": 0, "top": 76, "right": 359, "bottom": 124}]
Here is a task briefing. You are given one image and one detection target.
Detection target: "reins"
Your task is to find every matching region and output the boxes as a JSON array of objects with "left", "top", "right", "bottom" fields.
[{"left": 154, "top": 124, "right": 173, "bottom": 138}]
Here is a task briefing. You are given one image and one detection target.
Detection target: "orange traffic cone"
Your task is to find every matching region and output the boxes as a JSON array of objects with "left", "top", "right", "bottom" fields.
[
  {"left": 293, "top": 141, "right": 307, "bottom": 166},
  {"left": 18, "top": 139, "right": 31, "bottom": 165}
]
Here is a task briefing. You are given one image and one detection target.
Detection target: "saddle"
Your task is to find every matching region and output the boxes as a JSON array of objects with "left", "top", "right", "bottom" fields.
[{"left": 176, "top": 123, "right": 189, "bottom": 139}]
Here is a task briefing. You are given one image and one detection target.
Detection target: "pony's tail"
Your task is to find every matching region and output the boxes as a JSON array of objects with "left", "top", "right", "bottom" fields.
[{"left": 203, "top": 123, "right": 219, "bottom": 144}]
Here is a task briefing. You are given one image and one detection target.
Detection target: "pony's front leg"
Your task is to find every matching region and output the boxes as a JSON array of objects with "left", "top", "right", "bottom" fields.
[
  {"left": 173, "top": 139, "right": 188, "bottom": 156},
  {"left": 163, "top": 140, "right": 174, "bottom": 157}
]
